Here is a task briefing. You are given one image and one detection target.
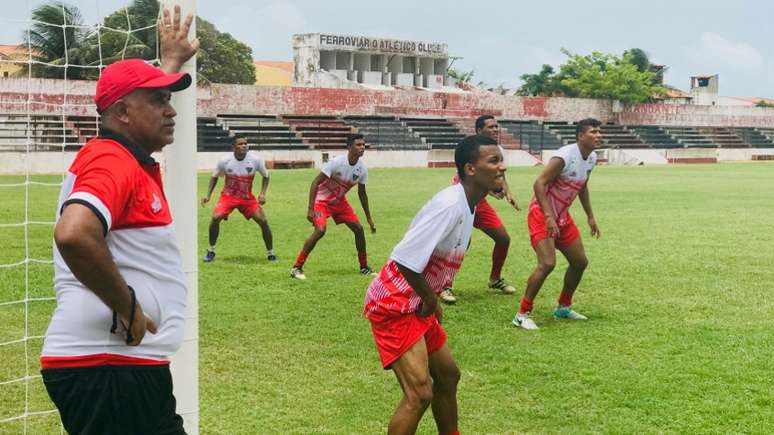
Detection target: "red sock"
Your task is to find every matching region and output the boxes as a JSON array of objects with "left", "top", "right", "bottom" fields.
[
  {"left": 441, "top": 432, "right": 460, "bottom": 435},
  {"left": 519, "top": 297, "right": 534, "bottom": 314},
  {"left": 358, "top": 251, "right": 368, "bottom": 268},
  {"left": 558, "top": 290, "right": 573, "bottom": 307},
  {"left": 489, "top": 242, "right": 508, "bottom": 281},
  {"left": 294, "top": 250, "right": 308, "bottom": 268}
]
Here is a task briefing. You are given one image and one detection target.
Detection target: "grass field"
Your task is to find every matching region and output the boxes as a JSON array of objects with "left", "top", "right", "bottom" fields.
[{"left": 1, "top": 162, "right": 774, "bottom": 434}]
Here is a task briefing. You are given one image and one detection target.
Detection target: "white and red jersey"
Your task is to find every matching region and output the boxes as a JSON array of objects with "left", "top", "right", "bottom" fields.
[
  {"left": 529, "top": 143, "right": 597, "bottom": 225},
  {"left": 213, "top": 151, "right": 268, "bottom": 200},
  {"left": 315, "top": 154, "right": 368, "bottom": 205},
  {"left": 41, "top": 132, "right": 187, "bottom": 369},
  {"left": 364, "top": 183, "right": 474, "bottom": 321}
]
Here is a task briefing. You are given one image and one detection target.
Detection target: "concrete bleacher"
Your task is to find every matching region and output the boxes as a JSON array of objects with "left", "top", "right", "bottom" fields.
[
  {"left": 400, "top": 117, "right": 465, "bottom": 149},
  {"left": 696, "top": 127, "right": 748, "bottom": 148},
  {"left": 281, "top": 115, "right": 353, "bottom": 149},
  {"left": 661, "top": 127, "right": 719, "bottom": 148},
  {"left": 197, "top": 117, "right": 232, "bottom": 151},
  {"left": 215, "top": 114, "right": 305, "bottom": 150},
  {"left": 341, "top": 115, "right": 426, "bottom": 150},
  {"left": 735, "top": 127, "right": 774, "bottom": 148},
  {"left": 600, "top": 124, "right": 645, "bottom": 148},
  {"left": 0, "top": 114, "right": 82, "bottom": 151},
  {"left": 498, "top": 120, "right": 563, "bottom": 152},
  {"left": 446, "top": 117, "right": 523, "bottom": 149},
  {"left": 629, "top": 125, "right": 682, "bottom": 148}
]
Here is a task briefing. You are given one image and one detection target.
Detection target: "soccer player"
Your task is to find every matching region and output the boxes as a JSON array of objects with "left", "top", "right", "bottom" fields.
[
  {"left": 512, "top": 118, "right": 602, "bottom": 330},
  {"left": 439, "top": 115, "right": 519, "bottom": 304},
  {"left": 290, "top": 133, "right": 376, "bottom": 279},
  {"left": 201, "top": 134, "right": 276, "bottom": 263},
  {"left": 363, "top": 135, "right": 506, "bottom": 435},
  {"left": 40, "top": 6, "right": 197, "bottom": 434}
]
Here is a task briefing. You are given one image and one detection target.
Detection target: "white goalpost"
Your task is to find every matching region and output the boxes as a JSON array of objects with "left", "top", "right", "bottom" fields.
[{"left": 0, "top": 0, "right": 199, "bottom": 433}]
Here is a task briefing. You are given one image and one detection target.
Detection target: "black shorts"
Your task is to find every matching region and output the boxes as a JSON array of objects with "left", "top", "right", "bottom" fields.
[{"left": 42, "top": 364, "right": 185, "bottom": 435}]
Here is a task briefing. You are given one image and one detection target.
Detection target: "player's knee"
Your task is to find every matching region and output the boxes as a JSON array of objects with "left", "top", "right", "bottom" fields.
[
  {"left": 537, "top": 259, "right": 556, "bottom": 274},
  {"left": 498, "top": 232, "right": 511, "bottom": 246},
  {"left": 572, "top": 256, "right": 589, "bottom": 271},
  {"left": 434, "top": 364, "right": 461, "bottom": 392},
  {"left": 313, "top": 227, "right": 327, "bottom": 238},
  {"left": 405, "top": 379, "right": 434, "bottom": 409},
  {"left": 351, "top": 223, "right": 364, "bottom": 234}
]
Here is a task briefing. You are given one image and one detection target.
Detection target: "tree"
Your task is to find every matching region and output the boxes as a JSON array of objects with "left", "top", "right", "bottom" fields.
[
  {"left": 623, "top": 48, "right": 665, "bottom": 85},
  {"left": 447, "top": 67, "right": 476, "bottom": 83},
  {"left": 516, "top": 64, "right": 562, "bottom": 96},
  {"left": 196, "top": 17, "right": 255, "bottom": 85},
  {"left": 22, "top": 0, "right": 256, "bottom": 84},
  {"left": 516, "top": 48, "right": 666, "bottom": 104},
  {"left": 19, "top": 1, "right": 92, "bottom": 79},
  {"left": 755, "top": 100, "right": 774, "bottom": 108}
]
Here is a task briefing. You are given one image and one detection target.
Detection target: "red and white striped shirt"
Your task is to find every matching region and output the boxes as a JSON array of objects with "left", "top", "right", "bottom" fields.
[
  {"left": 530, "top": 143, "right": 597, "bottom": 225},
  {"left": 316, "top": 155, "right": 368, "bottom": 205},
  {"left": 213, "top": 152, "right": 268, "bottom": 200},
  {"left": 364, "top": 184, "right": 474, "bottom": 321},
  {"left": 41, "top": 131, "right": 187, "bottom": 369}
]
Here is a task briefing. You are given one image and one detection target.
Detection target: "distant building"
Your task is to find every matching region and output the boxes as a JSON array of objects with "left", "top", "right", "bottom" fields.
[
  {"left": 715, "top": 96, "right": 774, "bottom": 107},
  {"left": 690, "top": 74, "right": 719, "bottom": 105},
  {"left": 0, "top": 45, "right": 27, "bottom": 78},
  {"left": 254, "top": 60, "right": 293, "bottom": 87},
  {"left": 292, "top": 33, "right": 449, "bottom": 89},
  {"left": 657, "top": 85, "right": 693, "bottom": 105}
]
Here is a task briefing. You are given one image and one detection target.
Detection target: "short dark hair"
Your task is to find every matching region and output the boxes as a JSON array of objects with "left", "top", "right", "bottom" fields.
[
  {"left": 474, "top": 115, "right": 495, "bottom": 132},
  {"left": 346, "top": 133, "right": 365, "bottom": 146},
  {"left": 576, "top": 118, "right": 602, "bottom": 138},
  {"left": 454, "top": 135, "right": 498, "bottom": 179},
  {"left": 232, "top": 133, "right": 246, "bottom": 145}
]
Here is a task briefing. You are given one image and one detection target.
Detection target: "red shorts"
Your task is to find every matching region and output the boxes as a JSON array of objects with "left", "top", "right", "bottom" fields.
[
  {"left": 527, "top": 207, "right": 580, "bottom": 249},
  {"left": 312, "top": 200, "right": 359, "bottom": 228},
  {"left": 214, "top": 195, "right": 260, "bottom": 219},
  {"left": 473, "top": 198, "right": 503, "bottom": 230},
  {"left": 369, "top": 313, "right": 447, "bottom": 369}
]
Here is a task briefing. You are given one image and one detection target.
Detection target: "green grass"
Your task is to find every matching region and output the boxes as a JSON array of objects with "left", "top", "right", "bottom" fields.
[{"left": 1, "top": 163, "right": 774, "bottom": 434}]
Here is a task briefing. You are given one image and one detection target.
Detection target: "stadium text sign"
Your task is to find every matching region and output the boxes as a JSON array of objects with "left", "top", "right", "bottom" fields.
[{"left": 318, "top": 34, "right": 447, "bottom": 57}]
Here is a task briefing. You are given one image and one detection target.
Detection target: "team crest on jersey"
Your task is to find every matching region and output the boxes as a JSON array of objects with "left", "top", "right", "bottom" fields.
[
  {"left": 246, "top": 166, "right": 254, "bottom": 173},
  {"left": 151, "top": 193, "right": 162, "bottom": 214}
]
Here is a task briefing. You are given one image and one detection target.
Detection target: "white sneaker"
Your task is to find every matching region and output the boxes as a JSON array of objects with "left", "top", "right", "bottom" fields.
[
  {"left": 290, "top": 267, "right": 306, "bottom": 280},
  {"left": 553, "top": 306, "right": 587, "bottom": 320},
  {"left": 439, "top": 288, "right": 457, "bottom": 304},
  {"left": 512, "top": 312, "right": 539, "bottom": 330}
]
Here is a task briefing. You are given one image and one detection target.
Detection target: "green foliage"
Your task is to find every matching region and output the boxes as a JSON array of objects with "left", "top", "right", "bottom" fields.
[
  {"left": 516, "top": 64, "right": 561, "bottom": 96},
  {"left": 196, "top": 17, "right": 255, "bottom": 85},
  {"left": 755, "top": 100, "right": 774, "bottom": 108},
  {"left": 19, "top": 1, "right": 91, "bottom": 79},
  {"left": 21, "top": 0, "right": 256, "bottom": 84},
  {"left": 447, "top": 67, "right": 476, "bottom": 83},
  {"left": 517, "top": 48, "right": 667, "bottom": 103}
]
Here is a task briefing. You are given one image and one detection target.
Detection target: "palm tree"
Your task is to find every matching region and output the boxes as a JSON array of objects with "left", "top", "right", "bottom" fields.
[{"left": 20, "top": 1, "right": 92, "bottom": 79}]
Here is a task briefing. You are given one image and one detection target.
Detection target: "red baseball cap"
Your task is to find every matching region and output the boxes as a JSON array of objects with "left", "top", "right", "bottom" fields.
[{"left": 95, "top": 59, "right": 192, "bottom": 112}]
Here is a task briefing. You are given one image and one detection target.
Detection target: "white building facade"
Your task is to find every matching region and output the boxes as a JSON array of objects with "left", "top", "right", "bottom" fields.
[{"left": 293, "top": 33, "right": 449, "bottom": 89}]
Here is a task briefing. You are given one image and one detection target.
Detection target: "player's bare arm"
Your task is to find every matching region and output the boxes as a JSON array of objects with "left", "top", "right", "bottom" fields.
[
  {"left": 533, "top": 157, "right": 565, "bottom": 237},
  {"left": 55, "top": 204, "right": 157, "bottom": 345},
  {"left": 307, "top": 172, "right": 328, "bottom": 223},
  {"left": 258, "top": 176, "right": 269, "bottom": 205},
  {"left": 201, "top": 176, "right": 219, "bottom": 206},
  {"left": 158, "top": 5, "right": 199, "bottom": 74},
  {"left": 577, "top": 183, "right": 600, "bottom": 238},
  {"left": 357, "top": 183, "right": 376, "bottom": 233},
  {"left": 396, "top": 262, "right": 442, "bottom": 322}
]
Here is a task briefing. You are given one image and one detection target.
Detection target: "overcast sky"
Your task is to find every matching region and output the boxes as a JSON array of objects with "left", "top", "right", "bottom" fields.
[{"left": 2, "top": 0, "right": 772, "bottom": 97}]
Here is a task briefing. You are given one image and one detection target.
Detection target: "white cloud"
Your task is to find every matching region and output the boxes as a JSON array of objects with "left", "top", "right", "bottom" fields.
[{"left": 692, "top": 32, "right": 764, "bottom": 70}]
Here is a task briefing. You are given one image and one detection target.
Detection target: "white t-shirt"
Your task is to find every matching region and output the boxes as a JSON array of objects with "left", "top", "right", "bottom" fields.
[
  {"left": 529, "top": 143, "right": 597, "bottom": 225},
  {"left": 363, "top": 183, "right": 474, "bottom": 321},
  {"left": 316, "top": 155, "right": 368, "bottom": 204},
  {"left": 213, "top": 152, "right": 269, "bottom": 200}
]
